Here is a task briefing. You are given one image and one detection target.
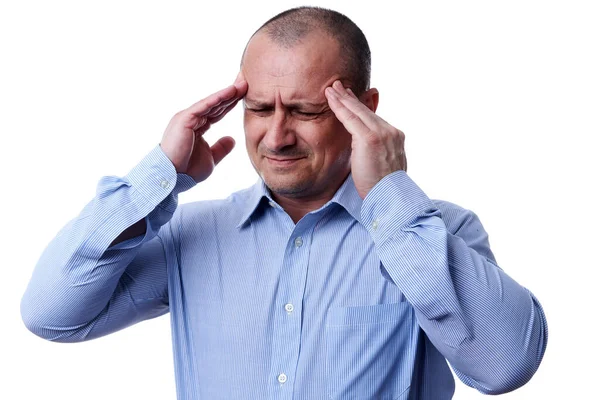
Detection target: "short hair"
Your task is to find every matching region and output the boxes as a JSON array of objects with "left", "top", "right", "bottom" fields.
[{"left": 245, "top": 6, "right": 371, "bottom": 92}]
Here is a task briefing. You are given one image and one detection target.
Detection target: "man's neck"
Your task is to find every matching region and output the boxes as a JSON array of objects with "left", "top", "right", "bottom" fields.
[
  {"left": 271, "top": 175, "right": 349, "bottom": 224},
  {"left": 272, "top": 193, "right": 333, "bottom": 224}
]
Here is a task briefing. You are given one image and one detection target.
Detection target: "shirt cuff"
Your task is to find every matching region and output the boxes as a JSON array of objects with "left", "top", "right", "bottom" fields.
[
  {"left": 360, "top": 170, "right": 438, "bottom": 245},
  {"left": 124, "top": 144, "right": 197, "bottom": 206},
  {"left": 107, "top": 145, "right": 198, "bottom": 250},
  {"left": 359, "top": 171, "right": 461, "bottom": 323}
]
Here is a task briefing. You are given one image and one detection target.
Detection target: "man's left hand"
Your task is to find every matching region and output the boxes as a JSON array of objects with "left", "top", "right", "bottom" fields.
[{"left": 325, "top": 80, "right": 407, "bottom": 199}]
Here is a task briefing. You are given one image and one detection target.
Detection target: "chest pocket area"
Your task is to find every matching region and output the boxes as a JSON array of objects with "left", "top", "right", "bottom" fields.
[{"left": 326, "top": 302, "right": 417, "bottom": 400}]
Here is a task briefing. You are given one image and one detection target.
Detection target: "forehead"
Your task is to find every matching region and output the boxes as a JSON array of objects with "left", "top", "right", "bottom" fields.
[{"left": 242, "top": 32, "right": 343, "bottom": 104}]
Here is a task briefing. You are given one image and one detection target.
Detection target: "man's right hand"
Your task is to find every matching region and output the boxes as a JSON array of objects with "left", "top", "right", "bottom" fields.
[{"left": 160, "top": 75, "right": 248, "bottom": 183}]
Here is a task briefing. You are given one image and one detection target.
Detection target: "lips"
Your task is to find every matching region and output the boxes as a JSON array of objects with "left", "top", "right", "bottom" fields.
[
  {"left": 266, "top": 157, "right": 303, "bottom": 161},
  {"left": 265, "top": 156, "right": 305, "bottom": 166}
]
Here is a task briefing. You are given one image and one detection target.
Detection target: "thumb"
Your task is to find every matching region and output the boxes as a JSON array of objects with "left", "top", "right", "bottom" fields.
[{"left": 211, "top": 136, "right": 236, "bottom": 166}]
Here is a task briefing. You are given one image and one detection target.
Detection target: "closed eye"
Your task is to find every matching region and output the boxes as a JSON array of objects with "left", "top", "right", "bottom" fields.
[
  {"left": 293, "top": 110, "right": 326, "bottom": 119},
  {"left": 245, "top": 107, "right": 326, "bottom": 118},
  {"left": 246, "top": 108, "right": 272, "bottom": 115}
]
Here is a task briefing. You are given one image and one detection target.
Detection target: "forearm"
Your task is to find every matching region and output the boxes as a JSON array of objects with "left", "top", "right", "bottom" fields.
[
  {"left": 436, "top": 234, "right": 547, "bottom": 393},
  {"left": 21, "top": 145, "right": 196, "bottom": 341},
  {"left": 379, "top": 226, "right": 547, "bottom": 393},
  {"left": 361, "top": 171, "right": 548, "bottom": 394}
]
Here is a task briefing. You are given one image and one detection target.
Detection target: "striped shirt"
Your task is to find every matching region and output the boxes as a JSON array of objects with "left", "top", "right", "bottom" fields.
[{"left": 21, "top": 144, "right": 548, "bottom": 399}]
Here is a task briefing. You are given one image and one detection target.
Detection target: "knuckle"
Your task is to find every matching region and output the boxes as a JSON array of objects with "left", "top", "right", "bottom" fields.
[
  {"left": 173, "top": 110, "right": 187, "bottom": 121},
  {"left": 346, "top": 112, "right": 359, "bottom": 122},
  {"left": 390, "top": 128, "right": 403, "bottom": 137},
  {"left": 365, "top": 131, "right": 380, "bottom": 145}
]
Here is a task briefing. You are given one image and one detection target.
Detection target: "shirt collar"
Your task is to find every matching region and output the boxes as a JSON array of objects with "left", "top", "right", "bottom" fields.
[
  {"left": 236, "top": 173, "right": 363, "bottom": 228},
  {"left": 328, "top": 173, "right": 363, "bottom": 223},
  {"left": 236, "top": 178, "right": 273, "bottom": 228}
]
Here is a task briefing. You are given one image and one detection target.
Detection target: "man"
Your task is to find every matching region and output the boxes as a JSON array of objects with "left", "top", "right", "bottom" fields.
[{"left": 21, "top": 6, "right": 547, "bottom": 400}]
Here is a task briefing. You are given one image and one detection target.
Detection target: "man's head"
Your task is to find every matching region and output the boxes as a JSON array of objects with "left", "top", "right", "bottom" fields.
[
  {"left": 247, "top": 7, "right": 372, "bottom": 93},
  {"left": 241, "top": 7, "right": 378, "bottom": 202}
]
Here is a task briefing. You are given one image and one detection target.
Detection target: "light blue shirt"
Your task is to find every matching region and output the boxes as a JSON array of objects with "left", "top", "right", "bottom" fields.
[{"left": 21, "top": 144, "right": 547, "bottom": 399}]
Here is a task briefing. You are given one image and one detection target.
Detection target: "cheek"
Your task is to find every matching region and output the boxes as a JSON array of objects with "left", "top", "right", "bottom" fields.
[
  {"left": 317, "top": 120, "right": 351, "bottom": 154},
  {"left": 243, "top": 117, "right": 263, "bottom": 150}
]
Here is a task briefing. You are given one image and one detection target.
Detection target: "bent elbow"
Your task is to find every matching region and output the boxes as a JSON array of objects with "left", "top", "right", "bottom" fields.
[
  {"left": 20, "top": 293, "right": 88, "bottom": 343},
  {"left": 20, "top": 291, "right": 46, "bottom": 339},
  {"left": 462, "top": 329, "right": 548, "bottom": 395},
  {"left": 477, "top": 292, "right": 549, "bottom": 395},
  {"left": 21, "top": 299, "right": 53, "bottom": 341},
  {"left": 476, "top": 338, "right": 547, "bottom": 395},
  {"left": 477, "top": 362, "right": 539, "bottom": 395}
]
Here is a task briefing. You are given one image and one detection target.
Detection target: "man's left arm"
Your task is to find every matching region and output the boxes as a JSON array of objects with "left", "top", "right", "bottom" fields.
[
  {"left": 360, "top": 170, "right": 548, "bottom": 394},
  {"left": 325, "top": 80, "right": 548, "bottom": 395}
]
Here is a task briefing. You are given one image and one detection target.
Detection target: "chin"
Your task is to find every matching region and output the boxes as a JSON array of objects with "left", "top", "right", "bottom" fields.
[{"left": 262, "top": 174, "right": 314, "bottom": 197}]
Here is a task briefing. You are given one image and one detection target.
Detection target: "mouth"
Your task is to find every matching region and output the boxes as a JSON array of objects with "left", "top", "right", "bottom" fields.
[{"left": 264, "top": 156, "right": 306, "bottom": 167}]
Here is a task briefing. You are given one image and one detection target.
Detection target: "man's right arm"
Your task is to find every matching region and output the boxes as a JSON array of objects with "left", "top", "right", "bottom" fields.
[
  {"left": 20, "top": 145, "right": 197, "bottom": 342},
  {"left": 21, "top": 77, "right": 248, "bottom": 343}
]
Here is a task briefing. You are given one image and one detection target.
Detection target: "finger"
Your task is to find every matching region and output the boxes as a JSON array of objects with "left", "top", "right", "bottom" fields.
[
  {"left": 208, "top": 98, "right": 242, "bottom": 125},
  {"left": 204, "top": 81, "right": 247, "bottom": 118},
  {"left": 234, "top": 79, "right": 248, "bottom": 99},
  {"left": 186, "top": 85, "right": 238, "bottom": 116},
  {"left": 193, "top": 119, "right": 212, "bottom": 136},
  {"left": 233, "top": 69, "right": 248, "bottom": 98},
  {"left": 331, "top": 81, "right": 382, "bottom": 131},
  {"left": 191, "top": 115, "right": 207, "bottom": 131},
  {"left": 325, "top": 86, "right": 371, "bottom": 136},
  {"left": 211, "top": 136, "right": 236, "bottom": 165},
  {"left": 206, "top": 95, "right": 242, "bottom": 118},
  {"left": 191, "top": 94, "right": 243, "bottom": 136}
]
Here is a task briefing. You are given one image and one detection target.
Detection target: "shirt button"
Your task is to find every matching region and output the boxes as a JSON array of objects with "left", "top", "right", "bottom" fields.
[
  {"left": 277, "top": 373, "right": 287, "bottom": 384},
  {"left": 294, "top": 237, "right": 303, "bottom": 247},
  {"left": 284, "top": 303, "right": 294, "bottom": 313},
  {"left": 268, "top": 201, "right": 276, "bottom": 208},
  {"left": 160, "top": 180, "right": 170, "bottom": 189},
  {"left": 371, "top": 219, "right": 379, "bottom": 231}
]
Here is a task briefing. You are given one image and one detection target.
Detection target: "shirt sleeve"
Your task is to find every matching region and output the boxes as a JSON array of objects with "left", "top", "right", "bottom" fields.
[
  {"left": 20, "top": 144, "right": 197, "bottom": 342},
  {"left": 360, "top": 170, "right": 548, "bottom": 395}
]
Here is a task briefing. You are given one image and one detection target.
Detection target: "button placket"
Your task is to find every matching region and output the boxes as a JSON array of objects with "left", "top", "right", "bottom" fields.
[{"left": 269, "top": 226, "right": 313, "bottom": 397}]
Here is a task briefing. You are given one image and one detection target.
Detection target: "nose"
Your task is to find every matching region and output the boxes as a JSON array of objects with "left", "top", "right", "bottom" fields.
[{"left": 262, "top": 108, "right": 296, "bottom": 152}]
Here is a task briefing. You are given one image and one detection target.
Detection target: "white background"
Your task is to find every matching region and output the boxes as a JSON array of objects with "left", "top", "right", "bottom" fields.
[{"left": 1, "top": 0, "right": 598, "bottom": 398}]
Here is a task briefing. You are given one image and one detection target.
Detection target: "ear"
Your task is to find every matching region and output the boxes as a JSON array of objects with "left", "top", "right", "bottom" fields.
[{"left": 360, "top": 88, "right": 379, "bottom": 113}]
